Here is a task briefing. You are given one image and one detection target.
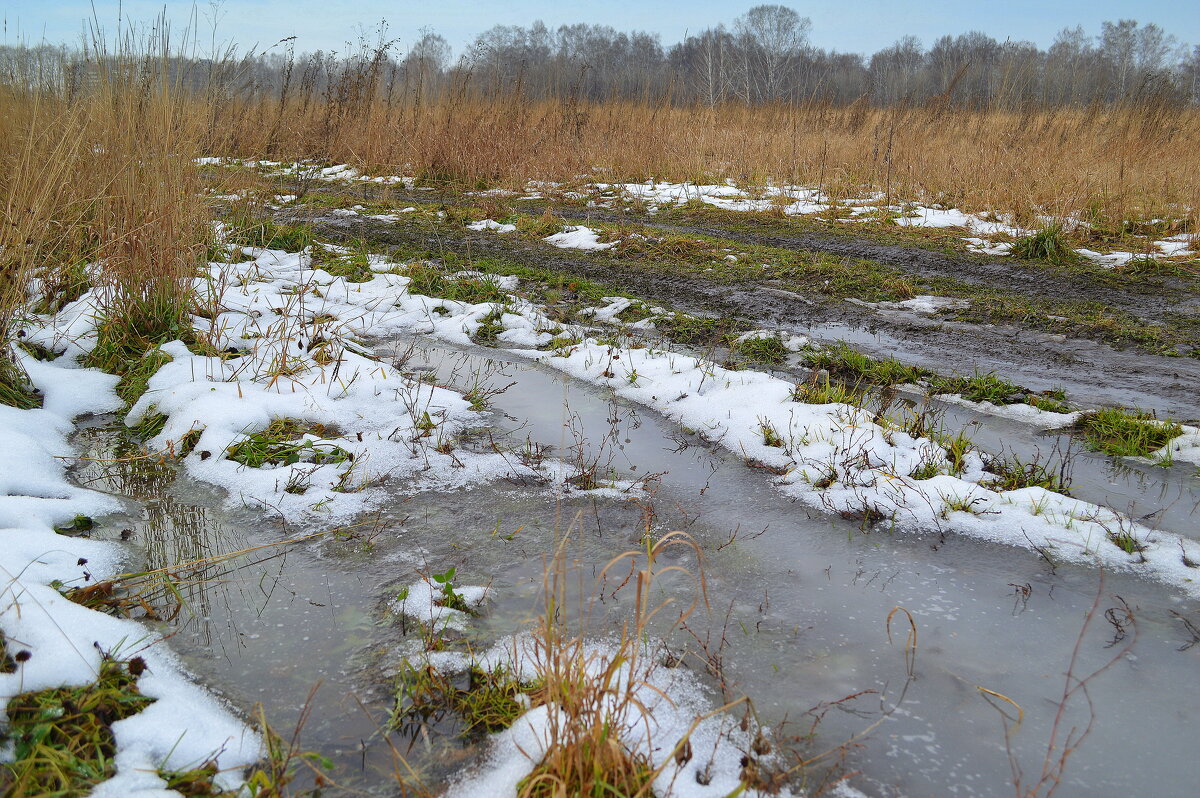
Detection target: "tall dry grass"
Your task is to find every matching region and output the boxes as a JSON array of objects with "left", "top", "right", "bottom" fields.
[
  {"left": 0, "top": 93, "right": 92, "bottom": 405},
  {"left": 80, "top": 36, "right": 211, "bottom": 373},
  {"left": 0, "top": 27, "right": 212, "bottom": 404},
  {"left": 202, "top": 93, "right": 1200, "bottom": 230}
]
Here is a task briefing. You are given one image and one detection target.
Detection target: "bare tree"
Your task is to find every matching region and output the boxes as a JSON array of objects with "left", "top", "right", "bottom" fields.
[{"left": 734, "top": 4, "right": 811, "bottom": 102}]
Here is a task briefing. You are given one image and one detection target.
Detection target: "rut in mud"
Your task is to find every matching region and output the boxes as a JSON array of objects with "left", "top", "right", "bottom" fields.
[{"left": 297, "top": 206, "right": 1200, "bottom": 418}]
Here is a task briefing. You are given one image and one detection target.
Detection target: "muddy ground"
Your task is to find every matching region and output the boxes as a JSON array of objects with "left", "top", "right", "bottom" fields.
[{"left": 271, "top": 186, "right": 1200, "bottom": 418}]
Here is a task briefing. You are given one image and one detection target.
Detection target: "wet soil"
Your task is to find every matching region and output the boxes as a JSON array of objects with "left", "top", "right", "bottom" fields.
[
  {"left": 555, "top": 206, "right": 1194, "bottom": 322},
  {"left": 297, "top": 207, "right": 1200, "bottom": 418}
]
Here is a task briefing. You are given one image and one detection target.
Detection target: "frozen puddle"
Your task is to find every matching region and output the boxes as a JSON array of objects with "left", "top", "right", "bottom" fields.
[
  {"left": 60, "top": 333, "right": 1200, "bottom": 798},
  {"left": 16, "top": 236, "right": 1197, "bottom": 797}
]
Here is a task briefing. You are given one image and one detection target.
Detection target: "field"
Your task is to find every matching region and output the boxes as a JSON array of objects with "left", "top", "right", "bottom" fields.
[{"left": 2, "top": 33, "right": 1200, "bottom": 798}]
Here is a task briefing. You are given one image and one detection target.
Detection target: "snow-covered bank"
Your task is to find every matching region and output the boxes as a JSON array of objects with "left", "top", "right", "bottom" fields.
[
  {"left": 145, "top": 237, "right": 1198, "bottom": 600},
  {"left": 1, "top": 345, "right": 261, "bottom": 793},
  {"left": 389, "top": 634, "right": 797, "bottom": 798}
]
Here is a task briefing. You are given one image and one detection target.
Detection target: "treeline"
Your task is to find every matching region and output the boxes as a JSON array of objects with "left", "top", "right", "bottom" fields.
[{"left": 4, "top": 5, "right": 1199, "bottom": 108}]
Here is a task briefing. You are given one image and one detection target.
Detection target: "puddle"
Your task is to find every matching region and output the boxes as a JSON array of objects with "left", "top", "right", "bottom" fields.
[{"left": 69, "top": 336, "right": 1200, "bottom": 797}]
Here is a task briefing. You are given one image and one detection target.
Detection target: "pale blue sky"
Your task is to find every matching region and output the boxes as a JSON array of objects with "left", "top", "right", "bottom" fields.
[{"left": 3, "top": 1, "right": 1197, "bottom": 57}]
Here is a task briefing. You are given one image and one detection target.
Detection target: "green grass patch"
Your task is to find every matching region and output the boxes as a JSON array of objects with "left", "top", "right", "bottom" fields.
[
  {"left": 0, "top": 360, "right": 42, "bottom": 409},
  {"left": 908, "top": 457, "right": 942, "bottom": 480},
  {"left": 225, "top": 218, "right": 313, "bottom": 252},
  {"left": 472, "top": 306, "right": 508, "bottom": 343},
  {"left": 982, "top": 453, "right": 1071, "bottom": 495},
  {"left": 1008, "top": 225, "right": 1080, "bottom": 265},
  {"left": 930, "top": 371, "right": 1022, "bottom": 404},
  {"left": 1112, "top": 255, "right": 1198, "bottom": 279},
  {"left": 1075, "top": 407, "right": 1184, "bottom": 458},
  {"left": 1108, "top": 527, "right": 1147, "bottom": 555},
  {"left": 129, "top": 410, "right": 168, "bottom": 442},
  {"left": 392, "top": 660, "right": 540, "bottom": 738},
  {"left": 309, "top": 243, "right": 375, "bottom": 282},
  {"left": 514, "top": 209, "right": 567, "bottom": 239},
  {"left": 802, "top": 342, "right": 927, "bottom": 386},
  {"left": 403, "top": 263, "right": 510, "bottom": 306},
  {"left": 654, "top": 315, "right": 745, "bottom": 347},
  {"left": 115, "top": 347, "right": 173, "bottom": 405},
  {"left": 2, "top": 656, "right": 154, "bottom": 796},
  {"left": 54, "top": 515, "right": 95, "bottom": 536},
  {"left": 791, "top": 375, "right": 865, "bottom": 406},
  {"left": 17, "top": 340, "right": 62, "bottom": 361},
  {"left": 227, "top": 418, "right": 353, "bottom": 468},
  {"left": 733, "top": 335, "right": 788, "bottom": 365}
]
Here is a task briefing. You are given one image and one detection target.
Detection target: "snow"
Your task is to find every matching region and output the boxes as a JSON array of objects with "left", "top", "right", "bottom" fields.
[
  {"left": 389, "top": 578, "right": 489, "bottom": 632},
  {"left": 1074, "top": 248, "right": 1137, "bottom": 267},
  {"left": 734, "top": 329, "right": 809, "bottom": 351},
  {"left": 7, "top": 194, "right": 1196, "bottom": 795},
  {"left": 856, "top": 295, "right": 970, "bottom": 315},
  {"left": 468, "top": 219, "right": 517, "bottom": 234},
  {"left": 163, "top": 238, "right": 1198, "bottom": 599},
  {"left": 594, "top": 181, "right": 828, "bottom": 216},
  {"left": 436, "top": 636, "right": 798, "bottom": 798},
  {"left": 1151, "top": 423, "right": 1200, "bottom": 466},
  {"left": 894, "top": 207, "right": 1027, "bottom": 237},
  {"left": 964, "top": 237, "right": 1013, "bottom": 256},
  {"left": 938, "top": 394, "right": 1080, "bottom": 429},
  {"left": 543, "top": 226, "right": 616, "bottom": 251},
  {"left": 0, "top": 347, "right": 262, "bottom": 793},
  {"left": 517, "top": 342, "right": 1199, "bottom": 597}
]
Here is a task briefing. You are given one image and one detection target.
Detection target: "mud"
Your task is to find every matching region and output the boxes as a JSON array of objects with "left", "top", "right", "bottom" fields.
[
  {"left": 302, "top": 209, "right": 1200, "bottom": 418},
  {"left": 560, "top": 206, "right": 1193, "bottom": 324},
  {"left": 300, "top": 182, "right": 1198, "bottom": 325}
]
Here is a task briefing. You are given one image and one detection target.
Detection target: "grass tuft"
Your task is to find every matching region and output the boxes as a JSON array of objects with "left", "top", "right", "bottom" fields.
[
  {"left": 1075, "top": 407, "right": 1183, "bottom": 458},
  {"left": 1009, "top": 224, "right": 1079, "bottom": 264},
  {"left": 226, "top": 218, "right": 314, "bottom": 252},
  {"left": 115, "top": 347, "right": 173, "bottom": 406},
  {"left": 930, "top": 371, "right": 1022, "bottom": 404},
  {"left": 391, "top": 661, "right": 540, "bottom": 739},
  {"left": 982, "top": 453, "right": 1071, "bottom": 495},
  {"left": 227, "top": 418, "right": 352, "bottom": 468},
  {"left": 802, "top": 342, "right": 925, "bottom": 387},
  {"left": 791, "top": 374, "right": 864, "bottom": 406},
  {"left": 734, "top": 335, "right": 788, "bottom": 365},
  {"left": 2, "top": 656, "right": 154, "bottom": 796},
  {"left": 0, "top": 359, "right": 42, "bottom": 409}
]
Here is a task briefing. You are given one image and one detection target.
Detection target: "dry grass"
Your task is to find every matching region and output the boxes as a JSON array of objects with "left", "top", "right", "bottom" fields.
[
  {"left": 0, "top": 29, "right": 213, "bottom": 406},
  {"left": 202, "top": 95, "right": 1200, "bottom": 230},
  {"left": 512, "top": 527, "right": 713, "bottom": 798}
]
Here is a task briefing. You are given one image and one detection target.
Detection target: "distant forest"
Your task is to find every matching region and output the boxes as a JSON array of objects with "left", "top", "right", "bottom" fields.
[{"left": 4, "top": 5, "right": 1199, "bottom": 107}]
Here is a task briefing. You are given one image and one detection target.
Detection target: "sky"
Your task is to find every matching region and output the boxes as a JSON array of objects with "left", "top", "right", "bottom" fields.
[{"left": 3, "top": 1, "right": 1198, "bottom": 58}]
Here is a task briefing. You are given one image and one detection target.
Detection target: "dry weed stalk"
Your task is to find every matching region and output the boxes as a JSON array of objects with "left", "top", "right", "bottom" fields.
[{"left": 517, "top": 521, "right": 711, "bottom": 797}]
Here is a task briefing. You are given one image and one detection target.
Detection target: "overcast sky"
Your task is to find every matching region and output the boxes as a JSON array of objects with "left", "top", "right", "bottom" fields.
[{"left": 4, "top": 1, "right": 1197, "bottom": 57}]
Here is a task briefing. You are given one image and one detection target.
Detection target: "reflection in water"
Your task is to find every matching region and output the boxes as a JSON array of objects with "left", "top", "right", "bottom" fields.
[{"left": 69, "top": 423, "right": 271, "bottom": 656}]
